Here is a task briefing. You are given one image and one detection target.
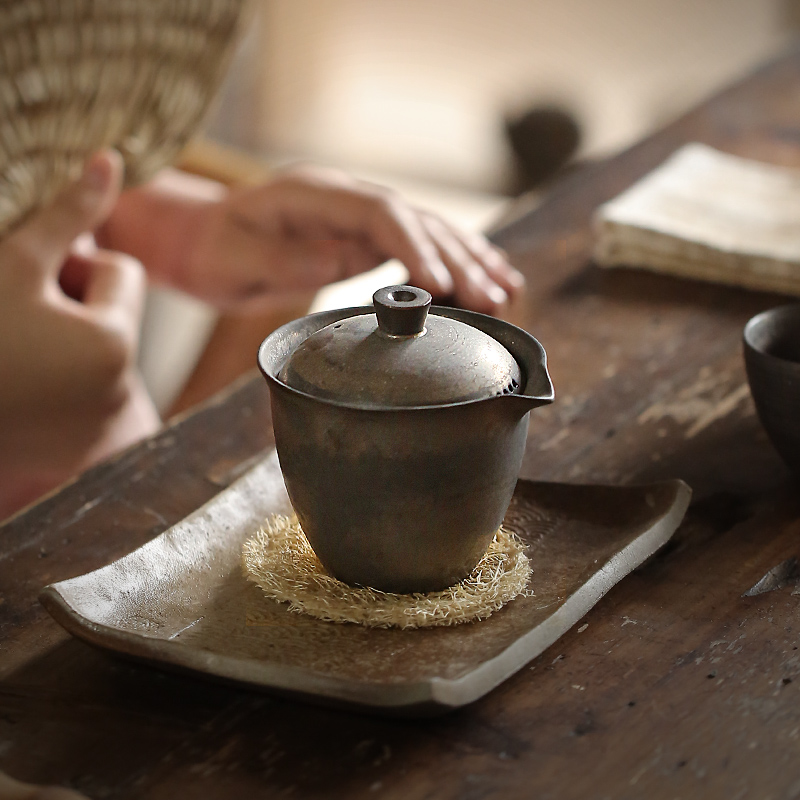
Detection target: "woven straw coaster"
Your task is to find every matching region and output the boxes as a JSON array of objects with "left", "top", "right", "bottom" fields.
[{"left": 242, "top": 515, "right": 532, "bottom": 630}]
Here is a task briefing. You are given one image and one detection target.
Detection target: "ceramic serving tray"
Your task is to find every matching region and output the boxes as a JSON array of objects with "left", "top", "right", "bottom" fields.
[{"left": 40, "top": 452, "right": 690, "bottom": 715}]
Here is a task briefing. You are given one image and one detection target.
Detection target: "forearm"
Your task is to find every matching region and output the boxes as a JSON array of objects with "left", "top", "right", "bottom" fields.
[{"left": 97, "top": 169, "right": 226, "bottom": 293}]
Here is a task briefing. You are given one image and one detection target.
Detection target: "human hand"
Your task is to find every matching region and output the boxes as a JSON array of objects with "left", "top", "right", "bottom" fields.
[
  {"left": 0, "top": 151, "right": 160, "bottom": 518},
  {"left": 181, "top": 164, "right": 525, "bottom": 314}
]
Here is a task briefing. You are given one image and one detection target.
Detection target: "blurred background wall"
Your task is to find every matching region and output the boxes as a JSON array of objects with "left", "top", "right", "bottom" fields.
[{"left": 207, "top": 0, "right": 794, "bottom": 193}]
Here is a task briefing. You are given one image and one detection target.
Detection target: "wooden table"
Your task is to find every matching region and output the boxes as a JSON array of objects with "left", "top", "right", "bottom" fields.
[{"left": 3, "top": 50, "right": 800, "bottom": 800}]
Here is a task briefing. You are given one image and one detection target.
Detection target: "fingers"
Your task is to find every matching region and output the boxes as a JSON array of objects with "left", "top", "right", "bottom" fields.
[
  {"left": 362, "top": 195, "right": 455, "bottom": 297},
  {"left": 446, "top": 227, "right": 526, "bottom": 298},
  {"left": 1, "top": 150, "right": 123, "bottom": 283},
  {"left": 416, "top": 214, "right": 505, "bottom": 314},
  {"left": 256, "top": 167, "right": 524, "bottom": 313},
  {"left": 260, "top": 169, "right": 455, "bottom": 296},
  {"left": 211, "top": 165, "right": 524, "bottom": 315},
  {"left": 423, "top": 214, "right": 526, "bottom": 314},
  {"left": 73, "top": 248, "right": 148, "bottom": 352}
]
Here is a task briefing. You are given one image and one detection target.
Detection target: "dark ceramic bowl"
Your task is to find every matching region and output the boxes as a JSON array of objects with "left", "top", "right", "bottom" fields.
[{"left": 743, "top": 304, "right": 800, "bottom": 474}]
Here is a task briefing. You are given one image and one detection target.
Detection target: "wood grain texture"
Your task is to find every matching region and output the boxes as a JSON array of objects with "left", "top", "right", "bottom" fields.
[{"left": 3, "top": 49, "right": 800, "bottom": 800}]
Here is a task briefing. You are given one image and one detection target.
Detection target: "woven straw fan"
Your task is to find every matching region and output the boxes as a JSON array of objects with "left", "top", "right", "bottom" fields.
[{"left": 0, "top": 0, "right": 244, "bottom": 237}]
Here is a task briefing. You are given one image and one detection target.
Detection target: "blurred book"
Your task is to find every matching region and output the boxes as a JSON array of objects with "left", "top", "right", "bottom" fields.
[{"left": 593, "top": 143, "right": 800, "bottom": 295}]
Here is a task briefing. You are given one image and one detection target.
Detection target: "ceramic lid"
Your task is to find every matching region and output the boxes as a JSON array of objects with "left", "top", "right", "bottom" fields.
[{"left": 278, "top": 285, "right": 523, "bottom": 408}]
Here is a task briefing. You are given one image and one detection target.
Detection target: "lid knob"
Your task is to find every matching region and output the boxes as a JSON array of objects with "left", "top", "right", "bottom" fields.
[{"left": 373, "top": 285, "right": 431, "bottom": 337}]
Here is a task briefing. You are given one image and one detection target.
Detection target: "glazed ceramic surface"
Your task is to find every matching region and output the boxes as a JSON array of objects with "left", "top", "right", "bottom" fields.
[{"left": 744, "top": 304, "right": 800, "bottom": 474}]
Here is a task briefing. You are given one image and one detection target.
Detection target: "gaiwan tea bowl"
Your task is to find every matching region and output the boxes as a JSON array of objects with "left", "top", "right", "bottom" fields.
[{"left": 257, "top": 285, "right": 554, "bottom": 594}]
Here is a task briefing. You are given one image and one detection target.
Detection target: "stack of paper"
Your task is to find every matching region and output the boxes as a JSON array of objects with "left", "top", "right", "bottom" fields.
[{"left": 593, "top": 143, "right": 800, "bottom": 295}]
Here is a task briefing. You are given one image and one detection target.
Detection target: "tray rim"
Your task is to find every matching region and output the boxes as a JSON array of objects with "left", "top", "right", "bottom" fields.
[{"left": 39, "top": 463, "right": 691, "bottom": 713}]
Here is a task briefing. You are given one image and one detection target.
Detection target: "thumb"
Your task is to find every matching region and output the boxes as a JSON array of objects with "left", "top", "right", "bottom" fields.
[
  {"left": 79, "top": 248, "right": 147, "bottom": 354},
  {"left": 4, "top": 150, "right": 124, "bottom": 280}
]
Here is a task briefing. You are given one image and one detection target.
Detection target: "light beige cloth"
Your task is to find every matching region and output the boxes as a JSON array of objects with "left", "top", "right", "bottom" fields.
[{"left": 593, "top": 143, "right": 800, "bottom": 295}]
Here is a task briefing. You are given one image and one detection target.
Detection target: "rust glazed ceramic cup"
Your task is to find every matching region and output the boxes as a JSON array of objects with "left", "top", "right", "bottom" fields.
[
  {"left": 744, "top": 304, "right": 800, "bottom": 476},
  {"left": 258, "top": 285, "right": 554, "bottom": 594}
]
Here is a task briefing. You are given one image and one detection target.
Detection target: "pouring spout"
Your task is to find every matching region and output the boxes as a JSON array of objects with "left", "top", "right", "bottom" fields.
[
  {"left": 493, "top": 317, "right": 554, "bottom": 412},
  {"left": 499, "top": 364, "right": 554, "bottom": 413},
  {"left": 521, "top": 391, "right": 555, "bottom": 410},
  {"left": 482, "top": 327, "right": 553, "bottom": 414},
  {"left": 521, "top": 353, "right": 554, "bottom": 405},
  {"left": 421, "top": 305, "right": 555, "bottom": 413}
]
